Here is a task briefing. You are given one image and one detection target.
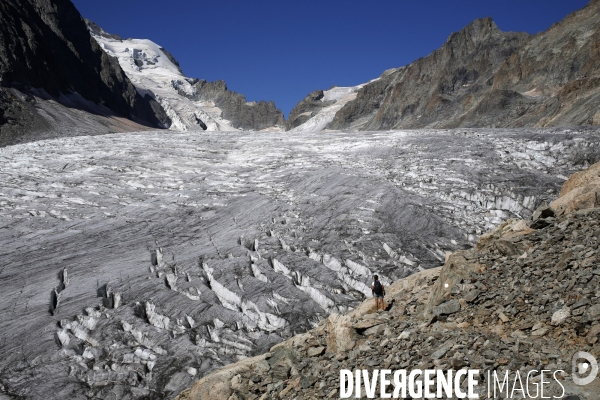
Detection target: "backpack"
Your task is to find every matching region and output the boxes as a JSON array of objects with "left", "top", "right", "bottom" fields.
[{"left": 373, "top": 280, "right": 383, "bottom": 295}]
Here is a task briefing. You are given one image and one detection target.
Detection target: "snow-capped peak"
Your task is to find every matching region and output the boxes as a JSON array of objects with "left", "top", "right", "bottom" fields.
[{"left": 88, "top": 24, "right": 238, "bottom": 132}]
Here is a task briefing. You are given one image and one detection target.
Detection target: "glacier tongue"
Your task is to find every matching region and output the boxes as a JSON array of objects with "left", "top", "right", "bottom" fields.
[{"left": 0, "top": 128, "right": 599, "bottom": 399}]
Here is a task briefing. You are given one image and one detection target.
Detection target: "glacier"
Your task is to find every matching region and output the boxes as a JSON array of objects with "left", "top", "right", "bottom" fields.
[{"left": 0, "top": 127, "right": 599, "bottom": 399}]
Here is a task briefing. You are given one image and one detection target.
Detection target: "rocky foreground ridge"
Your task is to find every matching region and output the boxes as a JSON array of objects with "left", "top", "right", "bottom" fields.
[
  {"left": 291, "top": 0, "right": 600, "bottom": 132},
  {"left": 177, "top": 161, "right": 600, "bottom": 399}
]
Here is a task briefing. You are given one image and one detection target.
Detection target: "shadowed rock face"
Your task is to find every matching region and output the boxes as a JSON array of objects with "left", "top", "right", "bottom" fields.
[
  {"left": 0, "top": 86, "right": 173, "bottom": 147},
  {"left": 0, "top": 127, "right": 599, "bottom": 399},
  {"left": 0, "top": 0, "right": 170, "bottom": 145},
  {"left": 317, "top": 0, "right": 600, "bottom": 131},
  {"left": 0, "top": 88, "right": 51, "bottom": 144}
]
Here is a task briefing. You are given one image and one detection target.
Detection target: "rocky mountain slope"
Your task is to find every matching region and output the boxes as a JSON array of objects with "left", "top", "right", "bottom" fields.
[
  {"left": 177, "top": 160, "right": 600, "bottom": 400},
  {"left": 0, "top": 127, "right": 598, "bottom": 399},
  {"left": 0, "top": 0, "right": 171, "bottom": 146},
  {"left": 88, "top": 21, "right": 285, "bottom": 132},
  {"left": 291, "top": 0, "right": 600, "bottom": 132}
]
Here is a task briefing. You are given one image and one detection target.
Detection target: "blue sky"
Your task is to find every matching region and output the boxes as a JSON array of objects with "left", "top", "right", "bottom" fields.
[{"left": 72, "top": 0, "right": 590, "bottom": 117}]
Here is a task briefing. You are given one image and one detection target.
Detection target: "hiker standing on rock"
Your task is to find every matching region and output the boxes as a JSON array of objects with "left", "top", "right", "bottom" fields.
[{"left": 371, "top": 275, "right": 385, "bottom": 312}]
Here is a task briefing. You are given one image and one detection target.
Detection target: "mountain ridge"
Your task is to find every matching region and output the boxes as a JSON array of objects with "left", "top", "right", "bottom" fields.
[
  {"left": 290, "top": 0, "right": 600, "bottom": 132},
  {"left": 1, "top": 0, "right": 598, "bottom": 144}
]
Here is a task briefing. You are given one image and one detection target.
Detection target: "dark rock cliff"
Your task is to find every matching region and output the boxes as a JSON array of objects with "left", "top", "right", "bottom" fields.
[{"left": 0, "top": 0, "right": 170, "bottom": 145}]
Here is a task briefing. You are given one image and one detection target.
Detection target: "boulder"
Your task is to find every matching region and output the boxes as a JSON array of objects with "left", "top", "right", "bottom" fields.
[
  {"left": 531, "top": 202, "right": 555, "bottom": 221},
  {"left": 551, "top": 307, "right": 570, "bottom": 326},
  {"left": 430, "top": 346, "right": 450, "bottom": 360},
  {"left": 325, "top": 314, "right": 360, "bottom": 353},
  {"left": 552, "top": 162, "right": 600, "bottom": 216},
  {"left": 433, "top": 299, "right": 461, "bottom": 316},
  {"left": 582, "top": 304, "right": 600, "bottom": 323},
  {"left": 306, "top": 346, "right": 325, "bottom": 357}
]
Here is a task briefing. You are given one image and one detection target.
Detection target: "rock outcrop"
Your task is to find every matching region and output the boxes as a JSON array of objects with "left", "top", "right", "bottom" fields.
[
  {"left": 292, "top": 0, "right": 600, "bottom": 132},
  {"left": 286, "top": 85, "right": 368, "bottom": 132},
  {"left": 187, "top": 79, "right": 285, "bottom": 131},
  {"left": 286, "top": 90, "right": 333, "bottom": 130},
  {"left": 177, "top": 161, "right": 600, "bottom": 399},
  {"left": 0, "top": 0, "right": 171, "bottom": 145}
]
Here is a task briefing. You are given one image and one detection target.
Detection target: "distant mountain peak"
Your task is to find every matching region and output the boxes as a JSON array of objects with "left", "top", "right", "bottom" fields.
[{"left": 443, "top": 16, "right": 510, "bottom": 50}]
